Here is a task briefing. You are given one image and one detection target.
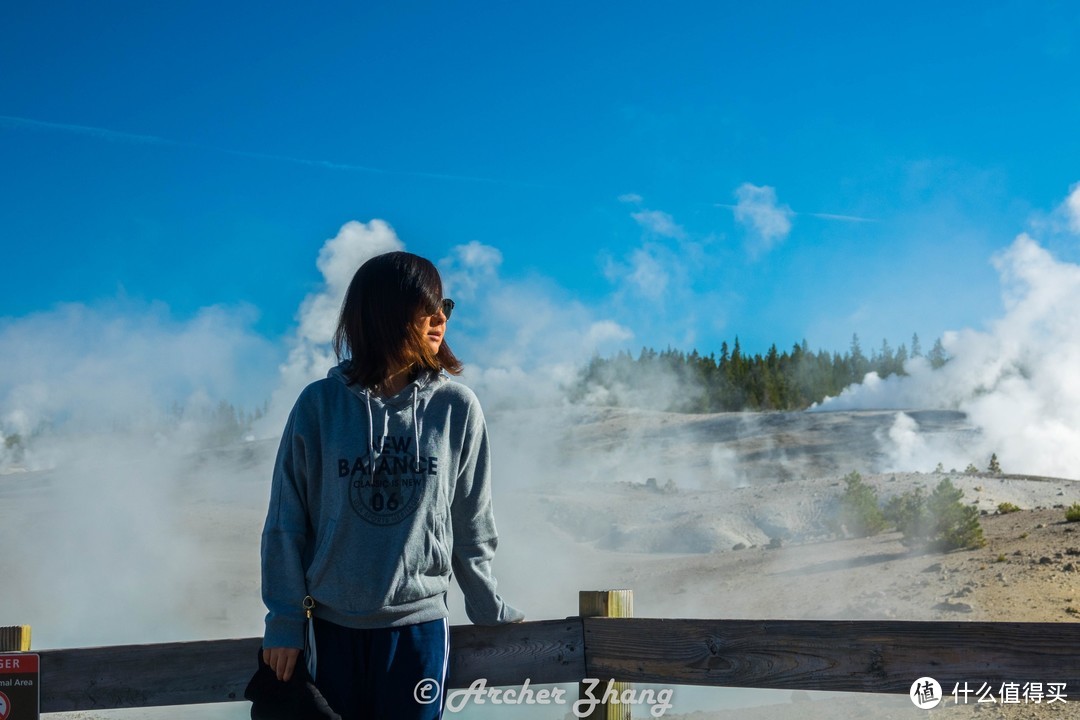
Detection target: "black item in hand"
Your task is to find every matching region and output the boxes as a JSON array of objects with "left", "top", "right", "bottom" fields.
[{"left": 245, "top": 648, "right": 341, "bottom": 720}]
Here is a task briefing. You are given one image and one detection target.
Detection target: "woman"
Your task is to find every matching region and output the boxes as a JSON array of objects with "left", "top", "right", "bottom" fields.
[{"left": 261, "top": 251, "right": 523, "bottom": 719}]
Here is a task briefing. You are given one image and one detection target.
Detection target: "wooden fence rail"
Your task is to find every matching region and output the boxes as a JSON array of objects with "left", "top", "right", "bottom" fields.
[
  {"left": 583, "top": 618, "right": 1080, "bottom": 694},
  {"left": 28, "top": 618, "right": 1080, "bottom": 713}
]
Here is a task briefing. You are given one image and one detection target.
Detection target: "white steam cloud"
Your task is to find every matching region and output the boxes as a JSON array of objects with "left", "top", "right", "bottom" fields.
[
  {"left": 259, "top": 219, "right": 404, "bottom": 433},
  {"left": 0, "top": 300, "right": 277, "bottom": 463},
  {"left": 818, "top": 201, "right": 1080, "bottom": 478},
  {"left": 0, "top": 300, "right": 279, "bottom": 649}
]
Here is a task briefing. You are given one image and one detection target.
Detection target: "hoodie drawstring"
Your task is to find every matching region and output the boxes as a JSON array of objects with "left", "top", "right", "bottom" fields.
[
  {"left": 412, "top": 385, "right": 420, "bottom": 465},
  {"left": 365, "top": 390, "right": 376, "bottom": 463},
  {"left": 366, "top": 382, "right": 423, "bottom": 468}
]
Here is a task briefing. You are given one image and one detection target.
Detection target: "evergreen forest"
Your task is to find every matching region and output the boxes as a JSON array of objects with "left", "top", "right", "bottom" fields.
[{"left": 572, "top": 333, "right": 948, "bottom": 412}]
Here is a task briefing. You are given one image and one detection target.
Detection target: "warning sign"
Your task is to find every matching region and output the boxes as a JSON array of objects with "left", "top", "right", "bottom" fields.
[{"left": 0, "top": 654, "right": 39, "bottom": 720}]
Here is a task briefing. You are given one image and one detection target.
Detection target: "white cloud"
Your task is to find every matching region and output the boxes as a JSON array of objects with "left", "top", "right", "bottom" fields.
[
  {"left": 631, "top": 209, "right": 686, "bottom": 239},
  {"left": 618, "top": 193, "right": 643, "bottom": 204},
  {"left": 439, "top": 240, "right": 503, "bottom": 301},
  {"left": 605, "top": 206, "right": 688, "bottom": 300},
  {"left": 627, "top": 247, "right": 670, "bottom": 298},
  {"left": 603, "top": 243, "right": 675, "bottom": 301},
  {"left": 1063, "top": 182, "right": 1080, "bottom": 234},
  {"left": 733, "top": 183, "right": 794, "bottom": 255},
  {"left": 585, "top": 320, "right": 634, "bottom": 347}
]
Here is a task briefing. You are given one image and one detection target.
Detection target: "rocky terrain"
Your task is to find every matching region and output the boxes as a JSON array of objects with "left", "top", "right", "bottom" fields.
[{"left": 3, "top": 407, "right": 1077, "bottom": 719}]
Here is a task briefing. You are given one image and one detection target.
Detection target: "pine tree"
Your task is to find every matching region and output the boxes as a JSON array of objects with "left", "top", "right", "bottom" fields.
[
  {"left": 849, "top": 334, "right": 869, "bottom": 382},
  {"left": 929, "top": 338, "right": 948, "bottom": 369},
  {"left": 876, "top": 339, "right": 894, "bottom": 377},
  {"left": 911, "top": 333, "right": 923, "bottom": 358},
  {"left": 894, "top": 344, "right": 908, "bottom": 375},
  {"left": 928, "top": 478, "right": 985, "bottom": 550}
]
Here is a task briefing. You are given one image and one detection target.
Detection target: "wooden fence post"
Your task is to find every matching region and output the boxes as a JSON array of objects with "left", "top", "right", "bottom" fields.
[
  {"left": 0, "top": 625, "right": 31, "bottom": 652},
  {"left": 579, "top": 590, "right": 633, "bottom": 720}
]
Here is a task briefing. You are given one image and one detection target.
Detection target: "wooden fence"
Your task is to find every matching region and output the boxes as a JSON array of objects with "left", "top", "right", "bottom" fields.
[{"left": 19, "top": 612, "right": 1080, "bottom": 713}]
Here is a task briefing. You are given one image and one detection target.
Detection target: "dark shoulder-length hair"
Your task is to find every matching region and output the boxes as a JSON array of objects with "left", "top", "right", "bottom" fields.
[{"left": 332, "top": 251, "right": 463, "bottom": 388}]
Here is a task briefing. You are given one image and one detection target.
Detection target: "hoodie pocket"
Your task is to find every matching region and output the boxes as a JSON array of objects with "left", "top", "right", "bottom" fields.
[
  {"left": 305, "top": 518, "right": 338, "bottom": 588},
  {"left": 419, "top": 519, "right": 451, "bottom": 578}
]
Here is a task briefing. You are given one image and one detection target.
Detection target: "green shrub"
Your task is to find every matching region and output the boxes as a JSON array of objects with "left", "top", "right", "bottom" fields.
[
  {"left": 885, "top": 487, "right": 932, "bottom": 546},
  {"left": 997, "top": 502, "right": 1021, "bottom": 514},
  {"left": 964, "top": 463, "right": 979, "bottom": 475},
  {"left": 1066, "top": 503, "right": 1080, "bottom": 523},
  {"left": 830, "top": 471, "right": 888, "bottom": 537},
  {"left": 929, "top": 478, "right": 986, "bottom": 550},
  {"left": 885, "top": 479, "right": 985, "bottom": 550}
]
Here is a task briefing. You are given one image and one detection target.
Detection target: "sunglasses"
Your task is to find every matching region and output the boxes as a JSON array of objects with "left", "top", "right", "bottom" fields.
[{"left": 438, "top": 298, "right": 455, "bottom": 319}]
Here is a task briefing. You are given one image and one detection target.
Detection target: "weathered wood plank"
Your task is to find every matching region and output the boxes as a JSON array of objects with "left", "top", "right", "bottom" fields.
[
  {"left": 36, "top": 617, "right": 1080, "bottom": 710},
  {"left": 38, "top": 619, "right": 585, "bottom": 711},
  {"left": 583, "top": 618, "right": 1080, "bottom": 694},
  {"left": 447, "top": 619, "right": 585, "bottom": 687},
  {"left": 39, "top": 637, "right": 261, "bottom": 711}
]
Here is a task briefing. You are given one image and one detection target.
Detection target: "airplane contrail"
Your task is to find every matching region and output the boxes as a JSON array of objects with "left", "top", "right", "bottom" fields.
[
  {"left": 714, "top": 202, "right": 877, "bottom": 223},
  {"left": 0, "top": 114, "right": 539, "bottom": 187}
]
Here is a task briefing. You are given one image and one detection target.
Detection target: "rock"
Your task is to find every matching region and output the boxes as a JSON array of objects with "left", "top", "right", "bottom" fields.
[{"left": 934, "top": 600, "right": 974, "bottom": 613}]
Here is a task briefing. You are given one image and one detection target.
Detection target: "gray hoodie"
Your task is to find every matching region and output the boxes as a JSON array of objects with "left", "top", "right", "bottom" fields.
[{"left": 262, "top": 362, "right": 523, "bottom": 649}]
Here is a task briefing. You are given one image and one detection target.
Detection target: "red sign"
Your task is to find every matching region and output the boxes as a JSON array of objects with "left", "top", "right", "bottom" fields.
[{"left": 0, "top": 654, "right": 38, "bottom": 720}]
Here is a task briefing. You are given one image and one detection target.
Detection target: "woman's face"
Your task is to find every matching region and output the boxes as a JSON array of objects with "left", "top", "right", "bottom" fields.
[{"left": 414, "top": 303, "right": 447, "bottom": 355}]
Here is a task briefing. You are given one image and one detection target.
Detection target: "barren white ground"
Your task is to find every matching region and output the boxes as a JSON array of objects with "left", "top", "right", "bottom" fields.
[{"left": 2, "top": 408, "right": 1077, "bottom": 719}]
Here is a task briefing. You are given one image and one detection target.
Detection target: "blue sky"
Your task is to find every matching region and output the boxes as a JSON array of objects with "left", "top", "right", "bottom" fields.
[{"left": 3, "top": 1, "right": 1080, "bottom": 371}]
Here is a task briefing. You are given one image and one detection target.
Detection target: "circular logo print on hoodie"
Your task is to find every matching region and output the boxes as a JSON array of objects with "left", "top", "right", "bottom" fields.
[{"left": 349, "top": 452, "right": 426, "bottom": 525}]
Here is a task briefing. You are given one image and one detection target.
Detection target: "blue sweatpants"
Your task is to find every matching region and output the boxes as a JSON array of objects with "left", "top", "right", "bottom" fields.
[{"left": 310, "top": 616, "right": 449, "bottom": 720}]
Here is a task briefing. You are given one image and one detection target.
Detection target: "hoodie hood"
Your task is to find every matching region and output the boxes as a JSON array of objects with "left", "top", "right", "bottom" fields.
[
  {"left": 327, "top": 361, "right": 445, "bottom": 465},
  {"left": 327, "top": 361, "right": 442, "bottom": 403}
]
